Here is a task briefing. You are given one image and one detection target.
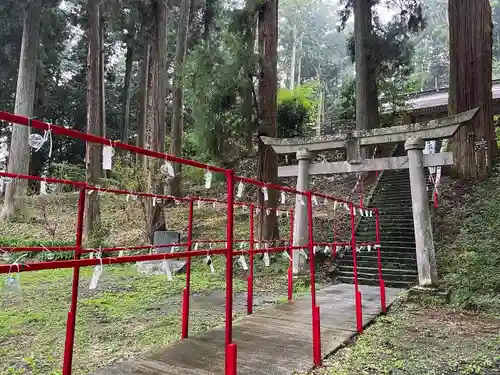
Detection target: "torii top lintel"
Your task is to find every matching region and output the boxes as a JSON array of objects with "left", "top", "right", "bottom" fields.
[{"left": 261, "top": 108, "right": 478, "bottom": 155}]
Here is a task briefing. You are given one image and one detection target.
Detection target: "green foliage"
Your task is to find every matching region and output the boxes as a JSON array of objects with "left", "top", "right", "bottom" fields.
[
  {"left": 277, "top": 82, "right": 318, "bottom": 137},
  {"left": 436, "top": 168, "right": 500, "bottom": 312}
]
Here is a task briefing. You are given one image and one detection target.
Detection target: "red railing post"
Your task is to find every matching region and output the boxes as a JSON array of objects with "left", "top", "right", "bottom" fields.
[
  {"left": 433, "top": 190, "right": 438, "bottom": 208},
  {"left": 182, "top": 198, "right": 194, "bottom": 339},
  {"left": 62, "top": 187, "right": 86, "bottom": 375},
  {"left": 288, "top": 207, "right": 294, "bottom": 301},
  {"left": 307, "top": 192, "right": 316, "bottom": 308},
  {"left": 349, "top": 202, "right": 363, "bottom": 334},
  {"left": 225, "top": 170, "right": 235, "bottom": 375},
  {"left": 313, "top": 305, "right": 322, "bottom": 366},
  {"left": 227, "top": 343, "right": 237, "bottom": 375},
  {"left": 307, "top": 191, "right": 321, "bottom": 365},
  {"left": 374, "top": 208, "right": 386, "bottom": 313},
  {"left": 247, "top": 204, "right": 254, "bottom": 314}
]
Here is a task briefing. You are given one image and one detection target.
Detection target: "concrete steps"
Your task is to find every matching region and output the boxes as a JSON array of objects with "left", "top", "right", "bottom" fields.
[{"left": 335, "top": 167, "right": 426, "bottom": 288}]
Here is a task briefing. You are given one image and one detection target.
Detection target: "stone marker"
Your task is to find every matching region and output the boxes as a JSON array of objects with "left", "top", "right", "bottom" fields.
[{"left": 136, "top": 231, "right": 186, "bottom": 275}]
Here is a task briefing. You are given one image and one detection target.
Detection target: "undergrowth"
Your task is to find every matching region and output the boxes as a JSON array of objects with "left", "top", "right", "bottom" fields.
[{"left": 435, "top": 167, "right": 500, "bottom": 313}]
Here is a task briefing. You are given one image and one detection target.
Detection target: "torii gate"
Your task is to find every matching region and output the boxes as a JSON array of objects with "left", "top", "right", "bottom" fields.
[{"left": 261, "top": 108, "right": 478, "bottom": 287}]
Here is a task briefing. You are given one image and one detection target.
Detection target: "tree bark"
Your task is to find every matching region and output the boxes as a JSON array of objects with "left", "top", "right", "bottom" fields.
[
  {"left": 121, "top": 44, "right": 134, "bottom": 145},
  {"left": 99, "top": 16, "right": 106, "bottom": 140},
  {"left": 354, "top": 0, "right": 379, "bottom": 132},
  {"left": 0, "top": 0, "right": 42, "bottom": 222},
  {"left": 145, "top": 0, "right": 168, "bottom": 243},
  {"left": 290, "top": 24, "right": 297, "bottom": 90},
  {"left": 84, "top": 0, "right": 102, "bottom": 240},
  {"left": 257, "top": 0, "right": 279, "bottom": 241},
  {"left": 137, "top": 16, "right": 150, "bottom": 166},
  {"left": 297, "top": 32, "right": 303, "bottom": 86},
  {"left": 449, "top": 0, "right": 494, "bottom": 179},
  {"left": 169, "top": 0, "right": 191, "bottom": 197}
]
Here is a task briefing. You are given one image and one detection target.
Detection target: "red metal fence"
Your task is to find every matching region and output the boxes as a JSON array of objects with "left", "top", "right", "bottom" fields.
[{"left": 0, "top": 111, "right": 386, "bottom": 375}]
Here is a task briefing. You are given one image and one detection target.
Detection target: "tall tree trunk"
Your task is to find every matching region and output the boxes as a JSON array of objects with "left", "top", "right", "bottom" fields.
[
  {"left": 100, "top": 17, "right": 106, "bottom": 140},
  {"left": 257, "top": 0, "right": 279, "bottom": 241},
  {"left": 169, "top": 0, "right": 191, "bottom": 197},
  {"left": 297, "top": 32, "right": 303, "bottom": 86},
  {"left": 289, "top": 24, "right": 297, "bottom": 90},
  {"left": 449, "top": 0, "right": 494, "bottom": 179},
  {"left": 316, "top": 88, "right": 323, "bottom": 136},
  {"left": 242, "top": 0, "right": 258, "bottom": 154},
  {"left": 137, "top": 16, "right": 150, "bottom": 166},
  {"left": 145, "top": 0, "right": 168, "bottom": 243},
  {"left": 0, "top": 0, "right": 42, "bottom": 222},
  {"left": 354, "top": 0, "right": 379, "bottom": 132},
  {"left": 121, "top": 44, "right": 134, "bottom": 145},
  {"left": 84, "top": 0, "right": 102, "bottom": 241}
]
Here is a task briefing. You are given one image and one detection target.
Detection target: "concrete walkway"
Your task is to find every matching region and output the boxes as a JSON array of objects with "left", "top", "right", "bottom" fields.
[{"left": 93, "top": 284, "right": 401, "bottom": 375}]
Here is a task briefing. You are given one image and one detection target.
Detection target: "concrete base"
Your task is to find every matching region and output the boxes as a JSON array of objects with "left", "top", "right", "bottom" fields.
[{"left": 408, "top": 285, "right": 450, "bottom": 303}]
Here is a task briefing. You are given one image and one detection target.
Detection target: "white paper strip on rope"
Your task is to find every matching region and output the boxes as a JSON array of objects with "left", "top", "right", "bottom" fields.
[
  {"left": 102, "top": 145, "right": 114, "bottom": 170},
  {"left": 204, "top": 170, "right": 212, "bottom": 189},
  {"left": 312, "top": 195, "right": 318, "bottom": 206},
  {"left": 262, "top": 187, "right": 269, "bottom": 201},
  {"left": 238, "top": 255, "right": 248, "bottom": 270},
  {"left": 205, "top": 255, "right": 215, "bottom": 273},
  {"left": 263, "top": 252, "right": 270, "bottom": 267},
  {"left": 160, "top": 161, "right": 175, "bottom": 177},
  {"left": 281, "top": 191, "right": 286, "bottom": 204},
  {"left": 237, "top": 181, "right": 244, "bottom": 198}
]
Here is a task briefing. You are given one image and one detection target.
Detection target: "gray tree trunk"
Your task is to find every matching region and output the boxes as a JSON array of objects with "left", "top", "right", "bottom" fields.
[
  {"left": 290, "top": 24, "right": 297, "bottom": 90},
  {"left": 137, "top": 15, "right": 150, "bottom": 166},
  {"left": 169, "top": 0, "right": 191, "bottom": 197},
  {"left": 0, "top": 0, "right": 42, "bottom": 222},
  {"left": 121, "top": 44, "right": 134, "bottom": 144},
  {"left": 297, "top": 32, "right": 303, "bottom": 86},
  {"left": 84, "top": 0, "right": 102, "bottom": 241},
  {"left": 354, "top": 0, "right": 379, "bottom": 132}
]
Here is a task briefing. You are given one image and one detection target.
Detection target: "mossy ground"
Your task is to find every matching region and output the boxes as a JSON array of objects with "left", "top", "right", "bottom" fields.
[
  {"left": 308, "top": 297, "right": 499, "bottom": 375},
  {"left": 1, "top": 259, "right": 312, "bottom": 375}
]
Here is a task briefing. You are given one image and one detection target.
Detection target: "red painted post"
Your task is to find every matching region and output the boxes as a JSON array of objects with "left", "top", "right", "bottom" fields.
[
  {"left": 356, "top": 290, "right": 363, "bottom": 333},
  {"left": 288, "top": 207, "right": 294, "bottom": 301},
  {"left": 307, "top": 191, "right": 321, "bottom": 367},
  {"left": 247, "top": 204, "right": 254, "bottom": 314},
  {"left": 433, "top": 190, "right": 438, "bottom": 208},
  {"left": 374, "top": 208, "right": 386, "bottom": 313},
  {"left": 307, "top": 192, "right": 316, "bottom": 307},
  {"left": 227, "top": 343, "right": 237, "bottom": 375},
  {"left": 62, "top": 188, "right": 86, "bottom": 375},
  {"left": 182, "top": 199, "right": 194, "bottom": 338},
  {"left": 225, "top": 170, "right": 235, "bottom": 375},
  {"left": 349, "top": 202, "right": 363, "bottom": 334},
  {"left": 313, "top": 305, "right": 322, "bottom": 366}
]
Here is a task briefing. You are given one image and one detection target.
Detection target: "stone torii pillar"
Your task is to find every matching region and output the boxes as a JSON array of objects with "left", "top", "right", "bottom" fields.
[
  {"left": 292, "top": 149, "right": 312, "bottom": 274},
  {"left": 405, "top": 137, "right": 438, "bottom": 286}
]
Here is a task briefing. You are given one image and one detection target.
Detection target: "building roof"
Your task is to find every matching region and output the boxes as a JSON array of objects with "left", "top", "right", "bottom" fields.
[{"left": 405, "top": 79, "right": 500, "bottom": 113}]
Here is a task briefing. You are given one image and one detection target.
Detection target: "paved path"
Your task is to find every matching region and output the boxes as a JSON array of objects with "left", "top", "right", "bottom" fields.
[{"left": 93, "top": 284, "right": 401, "bottom": 375}]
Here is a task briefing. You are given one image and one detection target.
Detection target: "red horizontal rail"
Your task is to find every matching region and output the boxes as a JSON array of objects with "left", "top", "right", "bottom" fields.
[
  {"left": 0, "top": 245, "right": 306, "bottom": 274},
  {"left": 0, "top": 112, "right": 228, "bottom": 174}
]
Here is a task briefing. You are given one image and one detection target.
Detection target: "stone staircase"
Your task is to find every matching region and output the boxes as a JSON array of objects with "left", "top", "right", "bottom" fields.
[{"left": 336, "top": 168, "right": 428, "bottom": 288}]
